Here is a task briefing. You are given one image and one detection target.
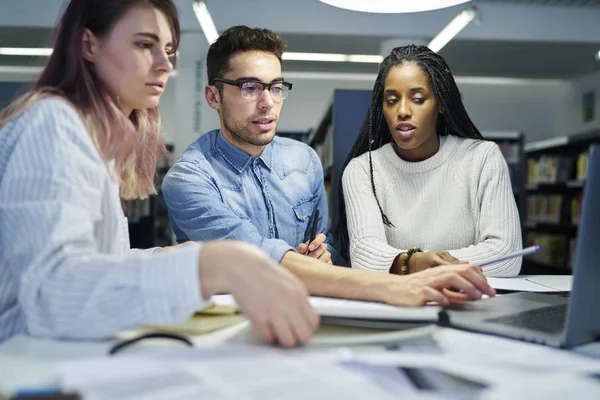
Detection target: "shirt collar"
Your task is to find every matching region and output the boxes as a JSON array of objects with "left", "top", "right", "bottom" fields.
[{"left": 215, "top": 130, "right": 273, "bottom": 173}]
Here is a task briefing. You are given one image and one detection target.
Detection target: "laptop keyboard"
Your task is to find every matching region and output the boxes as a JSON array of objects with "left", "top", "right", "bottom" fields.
[{"left": 485, "top": 304, "right": 568, "bottom": 334}]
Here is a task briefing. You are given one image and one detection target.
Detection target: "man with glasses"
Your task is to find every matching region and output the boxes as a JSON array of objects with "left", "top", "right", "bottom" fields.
[
  {"left": 164, "top": 25, "right": 333, "bottom": 266},
  {"left": 162, "top": 25, "right": 496, "bottom": 307}
]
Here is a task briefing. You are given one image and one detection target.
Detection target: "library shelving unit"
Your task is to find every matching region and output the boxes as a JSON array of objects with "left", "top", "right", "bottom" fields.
[
  {"left": 309, "top": 89, "right": 371, "bottom": 264},
  {"left": 124, "top": 143, "right": 176, "bottom": 249},
  {"left": 523, "top": 130, "right": 600, "bottom": 274},
  {"left": 481, "top": 131, "right": 526, "bottom": 240}
]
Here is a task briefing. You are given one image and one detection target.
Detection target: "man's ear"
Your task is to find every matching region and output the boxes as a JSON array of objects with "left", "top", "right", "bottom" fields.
[
  {"left": 81, "top": 28, "right": 99, "bottom": 62},
  {"left": 205, "top": 85, "right": 221, "bottom": 111}
]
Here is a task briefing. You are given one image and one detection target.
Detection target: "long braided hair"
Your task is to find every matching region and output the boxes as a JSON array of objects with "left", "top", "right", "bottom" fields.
[{"left": 336, "top": 45, "right": 484, "bottom": 262}]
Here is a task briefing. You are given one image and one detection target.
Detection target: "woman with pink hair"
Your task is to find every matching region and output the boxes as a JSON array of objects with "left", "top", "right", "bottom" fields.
[{"left": 0, "top": 0, "right": 318, "bottom": 347}]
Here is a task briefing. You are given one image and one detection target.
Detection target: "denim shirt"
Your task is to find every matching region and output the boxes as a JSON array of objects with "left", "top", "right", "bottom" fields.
[{"left": 162, "top": 129, "right": 332, "bottom": 262}]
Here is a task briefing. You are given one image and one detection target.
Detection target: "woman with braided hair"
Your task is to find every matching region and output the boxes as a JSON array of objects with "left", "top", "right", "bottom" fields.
[{"left": 338, "top": 45, "right": 522, "bottom": 278}]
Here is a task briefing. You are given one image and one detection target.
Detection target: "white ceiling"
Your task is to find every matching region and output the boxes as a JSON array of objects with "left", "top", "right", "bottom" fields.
[{"left": 0, "top": 0, "right": 599, "bottom": 79}]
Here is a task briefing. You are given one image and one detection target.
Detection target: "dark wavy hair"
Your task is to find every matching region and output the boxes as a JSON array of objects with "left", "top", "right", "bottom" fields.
[
  {"left": 206, "top": 25, "right": 287, "bottom": 87},
  {"left": 336, "top": 45, "right": 484, "bottom": 261}
]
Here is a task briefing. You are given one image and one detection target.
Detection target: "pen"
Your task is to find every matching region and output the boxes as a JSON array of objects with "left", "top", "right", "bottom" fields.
[
  {"left": 478, "top": 245, "right": 541, "bottom": 267},
  {"left": 306, "top": 208, "right": 320, "bottom": 255}
]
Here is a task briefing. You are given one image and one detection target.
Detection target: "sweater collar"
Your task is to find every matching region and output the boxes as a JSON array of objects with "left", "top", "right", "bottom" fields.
[{"left": 380, "top": 135, "right": 458, "bottom": 173}]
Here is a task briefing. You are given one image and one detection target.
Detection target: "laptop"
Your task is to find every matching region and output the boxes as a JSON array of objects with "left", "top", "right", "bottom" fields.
[{"left": 441, "top": 144, "right": 600, "bottom": 349}]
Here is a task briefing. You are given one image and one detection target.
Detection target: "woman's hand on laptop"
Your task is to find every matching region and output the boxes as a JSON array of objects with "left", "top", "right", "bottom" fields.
[
  {"left": 198, "top": 240, "right": 320, "bottom": 348},
  {"left": 383, "top": 264, "right": 496, "bottom": 306}
]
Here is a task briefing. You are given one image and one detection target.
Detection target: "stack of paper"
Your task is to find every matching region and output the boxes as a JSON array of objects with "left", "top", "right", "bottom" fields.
[{"left": 57, "top": 347, "right": 407, "bottom": 399}]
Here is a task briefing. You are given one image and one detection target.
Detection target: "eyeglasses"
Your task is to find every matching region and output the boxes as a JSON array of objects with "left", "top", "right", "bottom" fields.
[{"left": 212, "top": 78, "right": 293, "bottom": 101}]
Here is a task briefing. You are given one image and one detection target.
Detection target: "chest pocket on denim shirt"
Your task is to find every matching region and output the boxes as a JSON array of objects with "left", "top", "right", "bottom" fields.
[
  {"left": 221, "top": 183, "right": 251, "bottom": 221},
  {"left": 292, "top": 196, "right": 316, "bottom": 244}
]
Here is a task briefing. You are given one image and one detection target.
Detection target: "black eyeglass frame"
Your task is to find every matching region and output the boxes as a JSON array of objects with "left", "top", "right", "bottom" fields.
[{"left": 211, "top": 78, "right": 293, "bottom": 99}]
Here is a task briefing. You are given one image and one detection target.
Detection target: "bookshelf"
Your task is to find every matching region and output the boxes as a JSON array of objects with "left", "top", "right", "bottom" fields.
[
  {"left": 523, "top": 130, "right": 600, "bottom": 273},
  {"left": 124, "top": 143, "right": 176, "bottom": 249},
  {"left": 309, "top": 90, "right": 371, "bottom": 264}
]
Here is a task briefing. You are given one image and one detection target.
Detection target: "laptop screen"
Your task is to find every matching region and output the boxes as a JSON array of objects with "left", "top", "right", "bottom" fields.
[{"left": 564, "top": 144, "right": 600, "bottom": 348}]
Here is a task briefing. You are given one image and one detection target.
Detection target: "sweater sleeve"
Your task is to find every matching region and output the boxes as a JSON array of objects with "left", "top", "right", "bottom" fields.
[
  {"left": 342, "top": 158, "right": 405, "bottom": 272},
  {"left": 448, "top": 145, "right": 522, "bottom": 277}
]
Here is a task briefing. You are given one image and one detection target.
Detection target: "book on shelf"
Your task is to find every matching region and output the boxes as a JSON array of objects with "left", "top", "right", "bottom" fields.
[
  {"left": 495, "top": 141, "right": 520, "bottom": 164},
  {"left": 571, "top": 194, "right": 583, "bottom": 226},
  {"left": 525, "top": 232, "right": 569, "bottom": 268},
  {"left": 526, "top": 194, "right": 564, "bottom": 224},
  {"left": 527, "top": 155, "right": 574, "bottom": 184},
  {"left": 576, "top": 150, "right": 589, "bottom": 181}
]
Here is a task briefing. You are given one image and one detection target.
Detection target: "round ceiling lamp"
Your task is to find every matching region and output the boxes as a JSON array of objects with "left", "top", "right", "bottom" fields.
[{"left": 318, "top": 0, "right": 472, "bottom": 13}]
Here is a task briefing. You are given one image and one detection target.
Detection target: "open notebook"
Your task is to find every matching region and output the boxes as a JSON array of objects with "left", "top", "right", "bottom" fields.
[
  {"left": 211, "top": 295, "right": 442, "bottom": 332},
  {"left": 115, "top": 296, "right": 441, "bottom": 347},
  {"left": 212, "top": 294, "right": 442, "bottom": 323}
]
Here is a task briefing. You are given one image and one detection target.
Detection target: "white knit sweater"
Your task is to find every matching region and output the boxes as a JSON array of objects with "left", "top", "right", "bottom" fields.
[{"left": 342, "top": 135, "right": 522, "bottom": 277}]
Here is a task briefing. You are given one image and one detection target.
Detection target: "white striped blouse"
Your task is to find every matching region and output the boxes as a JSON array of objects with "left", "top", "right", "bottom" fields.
[{"left": 0, "top": 98, "right": 206, "bottom": 342}]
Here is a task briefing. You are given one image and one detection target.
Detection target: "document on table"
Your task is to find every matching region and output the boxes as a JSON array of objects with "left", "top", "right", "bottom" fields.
[
  {"left": 345, "top": 328, "right": 600, "bottom": 396},
  {"left": 56, "top": 347, "right": 417, "bottom": 399},
  {"left": 211, "top": 295, "right": 442, "bottom": 321},
  {"left": 486, "top": 275, "right": 572, "bottom": 292}
]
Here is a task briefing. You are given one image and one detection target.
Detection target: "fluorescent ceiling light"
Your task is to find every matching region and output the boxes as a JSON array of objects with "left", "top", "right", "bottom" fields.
[
  {"left": 319, "top": 0, "right": 472, "bottom": 13},
  {"left": 347, "top": 54, "right": 385, "bottom": 63},
  {"left": 193, "top": 1, "right": 219, "bottom": 45},
  {"left": 283, "top": 52, "right": 383, "bottom": 63},
  {"left": 427, "top": 7, "right": 477, "bottom": 52},
  {"left": 284, "top": 71, "right": 565, "bottom": 86},
  {"left": 283, "top": 52, "right": 347, "bottom": 62},
  {"left": 0, "top": 47, "right": 53, "bottom": 56}
]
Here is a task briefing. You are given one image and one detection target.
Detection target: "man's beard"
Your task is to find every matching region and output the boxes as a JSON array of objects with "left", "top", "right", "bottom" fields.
[{"left": 221, "top": 100, "right": 277, "bottom": 147}]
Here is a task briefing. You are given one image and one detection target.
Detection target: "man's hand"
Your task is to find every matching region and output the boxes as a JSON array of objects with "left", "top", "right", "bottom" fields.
[
  {"left": 198, "top": 241, "right": 320, "bottom": 348},
  {"left": 296, "top": 233, "right": 332, "bottom": 264},
  {"left": 380, "top": 264, "right": 496, "bottom": 307},
  {"left": 408, "top": 250, "right": 464, "bottom": 274}
]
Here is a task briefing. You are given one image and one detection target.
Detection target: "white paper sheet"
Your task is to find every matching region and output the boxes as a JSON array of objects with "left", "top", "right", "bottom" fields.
[
  {"left": 486, "top": 275, "right": 573, "bottom": 292},
  {"left": 525, "top": 275, "right": 573, "bottom": 291},
  {"left": 486, "top": 277, "right": 559, "bottom": 292}
]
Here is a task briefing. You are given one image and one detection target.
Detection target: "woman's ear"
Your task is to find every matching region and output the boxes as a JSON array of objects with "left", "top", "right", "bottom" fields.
[{"left": 81, "top": 28, "right": 98, "bottom": 62}]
